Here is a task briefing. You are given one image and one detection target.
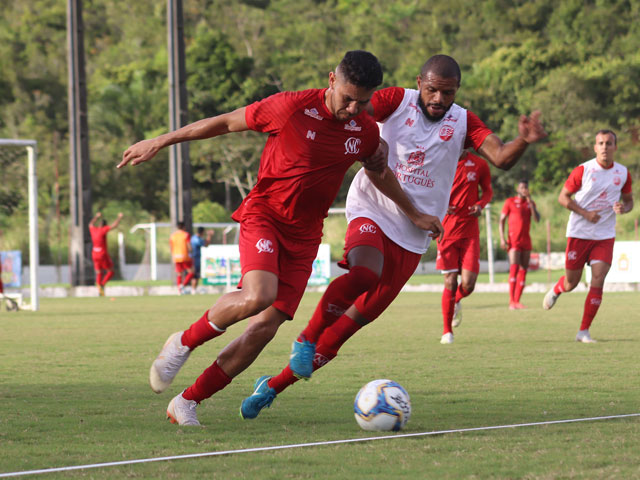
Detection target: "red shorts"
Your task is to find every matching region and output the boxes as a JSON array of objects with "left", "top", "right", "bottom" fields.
[
  {"left": 92, "top": 253, "right": 113, "bottom": 271},
  {"left": 436, "top": 236, "right": 480, "bottom": 274},
  {"left": 340, "top": 217, "right": 421, "bottom": 322},
  {"left": 565, "top": 237, "right": 615, "bottom": 270},
  {"left": 238, "top": 215, "right": 319, "bottom": 319},
  {"left": 174, "top": 259, "right": 193, "bottom": 274},
  {"left": 508, "top": 233, "right": 532, "bottom": 251}
]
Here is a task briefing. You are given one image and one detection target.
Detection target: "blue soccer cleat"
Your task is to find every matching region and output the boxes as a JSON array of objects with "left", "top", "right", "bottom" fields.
[
  {"left": 240, "top": 375, "right": 277, "bottom": 419},
  {"left": 289, "top": 338, "right": 316, "bottom": 380}
]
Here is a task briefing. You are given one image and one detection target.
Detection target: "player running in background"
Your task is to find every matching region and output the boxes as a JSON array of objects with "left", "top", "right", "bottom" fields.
[
  {"left": 499, "top": 179, "right": 540, "bottom": 309},
  {"left": 543, "top": 130, "right": 633, "bottom": 342},
  {"left": 88, "top": 212, "right": 123, "bottom": 296},
  {"left": 436, "top": 151, "right": 492, "bottom": 344},
  {"left": 189, "top": 226, "right": 212, "bottom": 294},
  {"left": 118, "top": 50, "right": 390, "bottom": 426},
  {"left": 169, "top": 221, "right": 194, "bottom": 295},
  {"left": 239, "top": 54, "right": 547, "bottom": 420}
]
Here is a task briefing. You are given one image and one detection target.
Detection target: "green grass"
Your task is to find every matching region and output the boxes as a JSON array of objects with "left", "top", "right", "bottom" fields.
[{"left": 1, "top": 291, "right": 639, "bottom": 479}]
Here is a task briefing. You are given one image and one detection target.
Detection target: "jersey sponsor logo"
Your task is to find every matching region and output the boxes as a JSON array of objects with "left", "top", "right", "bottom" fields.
[
  {"left": 306, "top": 130, "right": 316, "bottom": 140},
  {"left": 344, "top": 137, "right": 361, "bottom": 155},
  {"left": 304, "top": 108, "right": 323, "bottom": 120},
  {"left": 359, "top": 223, "right": 377, "bottom": 235},
  {"left": 407, "top": 151, "right": 425, "bottom": 166},
  {"left": 567, "top": 250, "right": 577, "bottom": 261},
  {"left": 444, "top": 114, "right": 458, "bottom": 123},
  {"left": 408, "top": 102, "right": 420, "bottom": 112},
  {"left": 464, "top": 159, "right": 475, "bottom": 166},
  {"left": 344, "top": 120, "right": 362, "bottom": 132},
  {"left": 613, "top": 176, "right": 621, "bottom": 186},
  {"left": 405, "top": 118, "right": 415, "bottom": 127},
  {"left": 466, "top": 171, "right": 477, "bottom": 182},
  {"left": 439, "top": 125, "right": 454, "bottom": 141},
  {"left": 255, "top": 238, "right": 274, "bottom": 254},
  {"left": 326, "top": 303, "right": 346, "bottom": 317}
]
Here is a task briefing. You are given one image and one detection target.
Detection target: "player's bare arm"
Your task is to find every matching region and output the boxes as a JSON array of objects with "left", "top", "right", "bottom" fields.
[
  {"left": 89, "top": 212, "right": 101, "bottom": 227},
  {"left": 478, "top": 111, "right": 547, "bottom": 170},
  {"left": 498, "top": 213, "right": 509, "bottom": 250},
  {"left": 558, "top": 186, "right": 601, "bottom": 223},
  {"left": 364, "top": 167, "right": 444, "bottom": 240},
  {"left": 109, "top": 212, "right": 124, "bottom": 230},
  {"left": 118, "top": 108, "right": 249, "bottom": 168},
  {"left": 613, "top": 192, "right": 634, "bottom": 215}
]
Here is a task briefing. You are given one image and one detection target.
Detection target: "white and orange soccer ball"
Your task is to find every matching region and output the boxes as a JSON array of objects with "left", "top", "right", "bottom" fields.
[{"left": 354, "top": 379, "right": 411, "bottom": 431}]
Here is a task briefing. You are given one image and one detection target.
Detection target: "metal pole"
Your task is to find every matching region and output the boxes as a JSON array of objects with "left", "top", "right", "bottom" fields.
[
  {"left": 27, "top": 145, "right": 39, "bottom": 311},
  {"left": 151, "top": 223, "right": 158, "bottom": 281},
  {"left": 546, "top": 219, "right": 551, "bottom": 285},
  {"left": 485, "top": 204, "right": 494, "bottom": 284}
]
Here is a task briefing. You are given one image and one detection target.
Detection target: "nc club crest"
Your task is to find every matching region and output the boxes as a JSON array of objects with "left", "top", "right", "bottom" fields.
[{"left": 255, "top": 238, "right": 274, "bottom": 254}]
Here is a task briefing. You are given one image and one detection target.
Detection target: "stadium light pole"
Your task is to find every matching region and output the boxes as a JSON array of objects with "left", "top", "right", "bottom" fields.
[
  {"left": 67, "top": 0, "right": 94, "bottom": 287},
  {"left": 167, "top": 0, "right": 193, "bottom": 233}
]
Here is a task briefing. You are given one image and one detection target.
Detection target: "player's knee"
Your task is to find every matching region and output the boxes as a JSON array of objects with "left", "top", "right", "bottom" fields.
[{"left": 241, "top": 290, "right": 276, "bottom": 316}]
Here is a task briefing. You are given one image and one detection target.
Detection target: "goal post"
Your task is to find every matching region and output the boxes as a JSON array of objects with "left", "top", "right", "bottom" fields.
[{"left": 0, "top": 139, "right": 39, "bottom": 311}]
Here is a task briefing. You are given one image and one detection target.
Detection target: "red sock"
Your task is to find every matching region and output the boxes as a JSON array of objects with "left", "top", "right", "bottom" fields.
[
  {"left": 101, "top": 270, "right": 114, "bottom": 286},
  {"left": 96, "top": 271, "right": 103, "bottom": 286},
  {"left": 508, "top": 264, "right": 519, "bottom": 303},
  {"left": 0, "top": 279, "right": 3, "bottom": 294},
  {"left": 514, "top": 268, "right": 527, "bottom": 303},
  {"left": 181, "top": 310, "right": 225, "bottom": 350},
  {"left": 299, "top": 266, "right": 377, "bottom": 344},
  {"left": 553, "top": 276, "right": 566, "bottom": 295},
  {"left": 442, "top": 288, "right": 455, "bottom": 334},
  {"left": 182, "top": 272, "right": 194, "bottom": 286},
  {"left": 455, "top": 285, "right": 471, "bottom": 303},
  {"left": 580, "top": 287, "right": 602, "bottom": 331},
  {"left": 182, "top": 360, "right": 232, "bottom": 403},
  {"left": 269, "top": 315, "right": 361, "bottom": 393}
]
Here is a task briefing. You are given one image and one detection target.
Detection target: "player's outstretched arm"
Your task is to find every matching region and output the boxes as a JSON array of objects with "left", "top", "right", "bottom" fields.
[
  {"left": 478, "top": 111, "right": 547, "bottom": 170},
  {"left": 118, "top": 108, "right": 249, "bottom": 168},
  {"left": 109, "top": 212, "right": 124, "bottom": 230},
  {"left": 364, "top": 167, "right": 444, "bottom": 240},
  {"left": 89, "top": 212, "right": 101, "bottom": 227}
]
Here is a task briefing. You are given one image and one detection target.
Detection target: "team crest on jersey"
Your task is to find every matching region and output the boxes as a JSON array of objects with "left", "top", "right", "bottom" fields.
[
  {"left": 407, "top": 151, "right": 425, "bottom": 166},
  {"left": 344, "top": 137, "right": 361, "bottom": 155},
  {"left": 613, "top": 176, "right": 621, "bottom": 186},
  {"left": 255, "top": 238, "right": 274, "bottom": 254},
  {"left": 359, "top": 223, "right": 377, "bottom": 234},
  {"left": 344, "top": 120, "right": 362, "bottom": 131},
  {"left": 568, "top": 250, "right": 577, "bottom": 261},
  {"left": 439, "top": 125, "right": 454, "bottom": 141},
  {"left": 304, "top": 108, "right": 323, "bottom": 120},
  {"left": 467, "top": 171, "right": 477, "bottom": 182}
]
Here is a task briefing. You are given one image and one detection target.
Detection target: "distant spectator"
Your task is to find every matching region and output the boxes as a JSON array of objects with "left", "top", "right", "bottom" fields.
[
  {"left": 190, "top": 226, "right": 213, "bottom": 294},
  {"left": 169, "top": 221, "right": 194, "bottom": 295}
]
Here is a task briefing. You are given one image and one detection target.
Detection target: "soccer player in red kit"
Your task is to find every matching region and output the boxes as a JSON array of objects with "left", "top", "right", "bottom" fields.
[
  {"left": 499, "top": 180, "right": 540, "bottom": 309},
  {"left": 436, "top": 151, "right": 492, "bottom": 344},
  {"left": 119, "top": 50, "right": 389, "bottom": 426},
  {"left": 543, "top": 130, "right": 633, "bottom": 343},
  {"left": 238, "top": 55, "right": 547, "bottom": 420},
  {"left": 88, "top": 212, "right": 123, "bottom": 296}
]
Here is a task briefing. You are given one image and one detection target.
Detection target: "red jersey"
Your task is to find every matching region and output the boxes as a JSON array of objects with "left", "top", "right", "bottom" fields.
[
  {"left": 441, "top": 152, "right": 493, "bottom": 240},
  {"left": 89, "top": 225, "right": 110, "bottom": 255},
  {"left": 501, "top": 196, "right": 534, "bottom": 243},
  {"left": 232, "top": 89, "right": 380, "bottom": 240}
]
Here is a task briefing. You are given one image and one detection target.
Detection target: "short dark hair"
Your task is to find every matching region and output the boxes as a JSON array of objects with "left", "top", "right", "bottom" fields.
[
  {"left": 596, "top": 129, "right": 617, "bottom": 145},
  {"left": 177, "top": 221, "right": 185, "bottom": 229},
  {"left": 420, "top": 54, "right": 461, "bottom": 85},
  {"left": 337, "top": 50, "right": 383, "bottom": 89},
  {"left": 518, "top": 179, "right": 529, "bottom": 186},
  {"left": 197, "top": 226, "right": 205, "bottom": 234}
]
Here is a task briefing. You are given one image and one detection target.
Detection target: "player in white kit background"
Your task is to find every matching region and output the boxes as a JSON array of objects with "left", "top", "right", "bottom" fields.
[
  {"left": 543, "top": 129, "right": 633, "bottom": 343},
  {"left": 240, "top": 54, "right": 548, "bottom": 420}
]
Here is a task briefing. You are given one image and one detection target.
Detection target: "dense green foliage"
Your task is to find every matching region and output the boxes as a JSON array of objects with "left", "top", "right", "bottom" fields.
[{"left": 1, "top": 0, "right": 639, "bottom": 263}]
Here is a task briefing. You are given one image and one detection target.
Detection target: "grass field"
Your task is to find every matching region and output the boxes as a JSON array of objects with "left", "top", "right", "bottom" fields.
[{"left": 1, "top": 290, "right": 639, "bottom": 479}]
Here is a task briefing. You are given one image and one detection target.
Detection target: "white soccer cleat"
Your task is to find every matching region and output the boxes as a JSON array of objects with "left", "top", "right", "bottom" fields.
[
  {"left": 575, "top": 329, "right": 597, "bottom": 343},
  {"left": 542, "top": 289, "right": 559, "bottom": 310},
  {"left": 452, "top": 302, "right": 462, "bottom": 328},
  {"left": 167, "top": 392, "right": 201, "bottom": 426},
  {"left": 150, "top": 332, "right": 191, "bottom": 394},
  {"left": 440, "top": 332, "right": 454, "bottom": 344}
]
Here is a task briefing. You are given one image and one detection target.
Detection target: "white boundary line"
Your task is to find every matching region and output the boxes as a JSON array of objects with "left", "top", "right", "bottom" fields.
[{"left": 2, "top": 413, "right": 639, "bottom": 478}]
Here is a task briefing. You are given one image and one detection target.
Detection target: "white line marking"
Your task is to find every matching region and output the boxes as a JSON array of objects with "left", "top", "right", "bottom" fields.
[{"left": 2, "top": 413, "right": 639, "bottom": 478}]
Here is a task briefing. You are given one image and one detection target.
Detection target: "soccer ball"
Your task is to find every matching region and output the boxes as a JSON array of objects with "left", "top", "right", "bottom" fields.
[{"left": 354, "top": 379, "right": 411, "bottom": 431}]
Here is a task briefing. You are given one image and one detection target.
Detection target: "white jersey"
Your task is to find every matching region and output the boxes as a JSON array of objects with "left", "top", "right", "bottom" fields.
[
  {"left": 346, "top": 89, "right": 468, "bottom": 254},
  {"left": 566, "top": 158, "right": 629, "bottom": 240}
]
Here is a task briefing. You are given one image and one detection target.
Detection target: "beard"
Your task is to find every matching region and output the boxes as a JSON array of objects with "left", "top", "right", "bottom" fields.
[{"left": 418, "top": 95, "right": 452, "bottom": 122}]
